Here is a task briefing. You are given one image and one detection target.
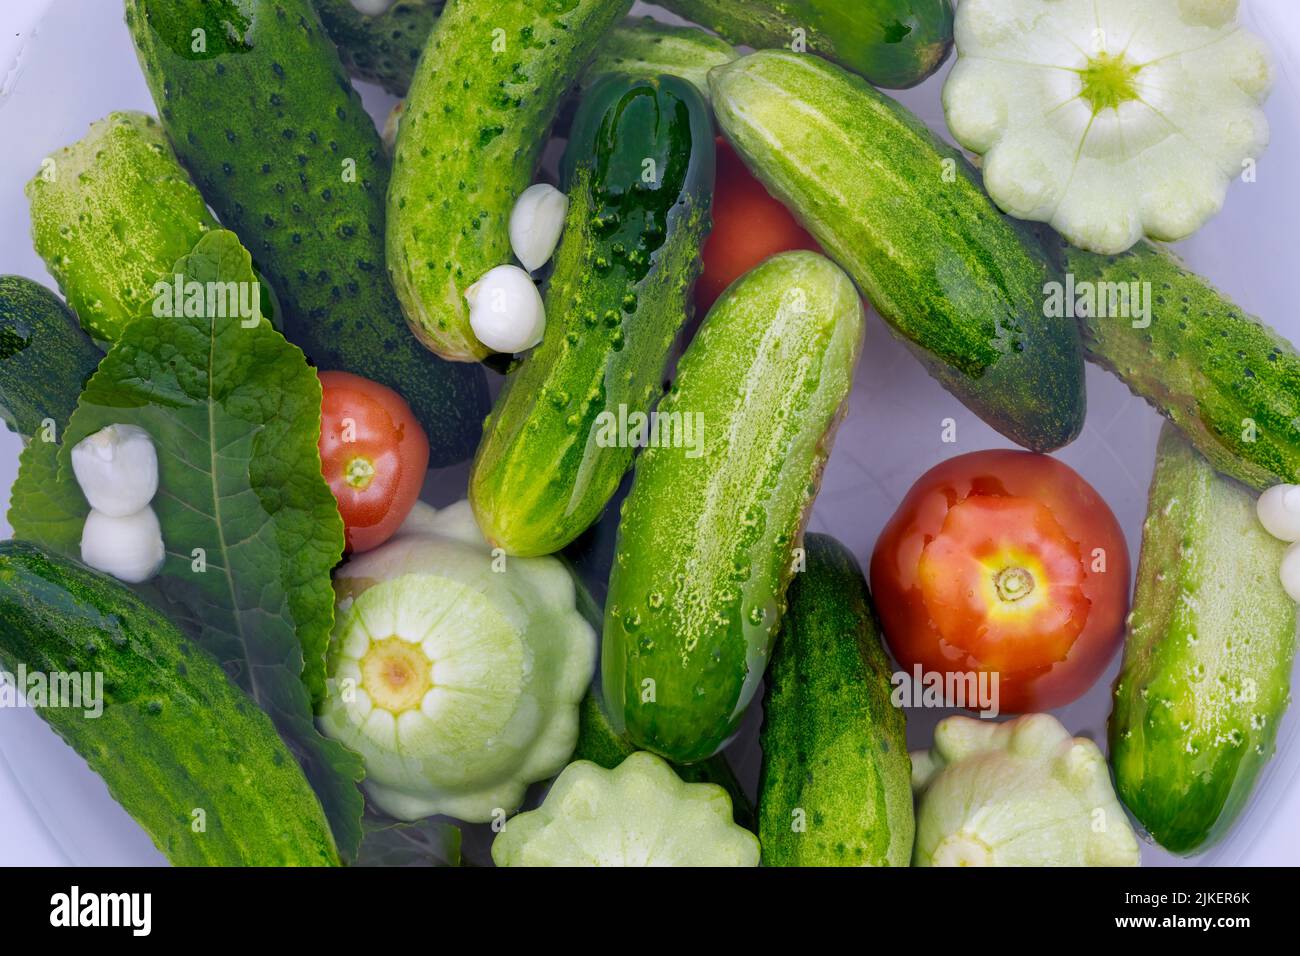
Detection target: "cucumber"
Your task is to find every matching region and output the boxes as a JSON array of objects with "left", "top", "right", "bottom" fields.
[
  {"left": 0, "top": 541, "right": 339, "bottom": 866},
  {"left": 580, "top": 17, "right": 737, "bottom": 101},
  {"left": 387, "top": 0, "right": 632, "bottom": 362},
  {"left": 1109, "top": 425, "right": 1297, "bottom": 854},
  {"left": 711, "top": 51, "right": 1086, "bottom": 453},
  {"left": 0, "top": 277, "right": 101, "bottom": 439},
  {"left": 470, "top": 74, "right": 715, "bottom": 556},
  {"left": 574, "top": 691, "right": 755, "bottom": 830},
  {"left": 1059, "top": 238, "right": 1300, "bottom": 491},
  {"left": 656, "top": 0, "right": 953, "bottom": 89},
  {"left": 26, "top": 111, "right": 217, "bottom": 344},
  {"left": 313, "top": 0, "right": 444, "bottom": 95},
  {"left": 603, "top": 251, "right": 864, "bottom": 764},
  {"left": 126, "top": 0, "right": 488, "bottom": 466},
  {"left": 759, "top": 534, "right": 913, "bottom": 867}
]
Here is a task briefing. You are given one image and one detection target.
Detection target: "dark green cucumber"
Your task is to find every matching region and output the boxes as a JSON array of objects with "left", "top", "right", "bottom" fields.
[
  {"left": 125, "top": 0, "right": 488, "bottom": 466},
  {"left": 759, "top": 534, "right": 913, "bottom": 866},
  {"left": 0, "top": 542, "right": 338, "bottom": 866},
  {"left": 1110, "top": 425, "right": 1296, "bottom": 855},
  {"left": 580, "top": 17, "right": 737, "bottom": 101},
  {"left": 573, "top": 691, "right": 755, "bottom": 830},
  {"left": 0, "top": 277, "right": 101, "bottom": 439},
  {"left": 657, "top": 0, "right": 953, "bottom": 89},
  {"left": 313, "top": 0, "right": 444, "bottom": 95},
  {"left": 26, "top": 111, "right": 217, "bottom": 344},
  {"left": 470, "top": 74, "right": 715, "bottom": 556},
  {"left": 711, "top": 51, "right": 1085, "bottom": 453},
  {"left": 388, "top": 0, "right": 632, "bottom": 361},
  {"left": 1060, "top": 238, "right": 1300, "bottom": 490},
  {"left": 604, "top": 252, "right": 864, "bottom": 764}
]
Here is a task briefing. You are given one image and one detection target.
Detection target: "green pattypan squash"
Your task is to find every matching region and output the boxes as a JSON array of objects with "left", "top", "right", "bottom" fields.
[
  {"left": 492, "top": 752, "right": 760, "bottom": 867},
  {"left": 943, "top": 0, "right": 1272, "bottom": 254},
  {"left": 912, "top": 714, "right": 1141, "bottom": 866},
  {"left": 317, "top": 500, "right": 596, "bottom": 823}
]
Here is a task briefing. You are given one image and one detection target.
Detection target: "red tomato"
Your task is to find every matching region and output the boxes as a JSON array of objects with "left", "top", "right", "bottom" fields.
[
  {"left": 869, "top": 450, "right": 1129, "bottom": 714},
  {"left": 696, "top": 137, "right": 823, "bottom": 314},
  {"left": 318, "top": 370, "right": 429, "bottom": 554}
]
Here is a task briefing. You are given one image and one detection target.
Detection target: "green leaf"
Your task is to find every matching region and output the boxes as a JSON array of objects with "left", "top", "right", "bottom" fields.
[
  {"left": 355, "top": 813, "right": 462, "bottom": 867},
  {"left": 53, "top": 229, "right": 364, "bottom": 858},
  {"left": 8, "top": 434, "right": 86, "bottom": 555}
]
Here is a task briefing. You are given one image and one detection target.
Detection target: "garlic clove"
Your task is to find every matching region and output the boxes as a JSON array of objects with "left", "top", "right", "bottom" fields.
[
  {"left": 1257, "top": 484, "right": 1300, "bottom": 542},
  {"left": 1281, "top": 541, "right": 1300, "bottom": 603},
  {"left": 349, "top": 0, "right": 397, "bottom": 16},
  {"left": 70, "top": 424, "right": 160, "bottom": 517},
  {"left": 509, "top": 183, "right": 569, "bottom": 273},
  {"left": 382, "top": 100, "right": 405, "bottom": 155},
  {"left": 80, "top": 506, "right": 166, "bottom": 584},
  {"left": 465, "top": 264, "right": 546, "bottom": 354}
]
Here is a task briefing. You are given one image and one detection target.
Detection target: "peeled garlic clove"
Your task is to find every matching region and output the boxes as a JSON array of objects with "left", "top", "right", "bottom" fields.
[
  {"left": 1281, "top": 541, "right": 1300, "bottom": 603},
  {"left": 509, "top": 183, "right": 569, "bottom": 273},
  {"left": 80, "top": 506, "right": 166, "bottom": 584},
  {"left": 1257, "top": 484, "right": 1300, "bottom": 542},
  {"left": 465, "top": 264, "right": 545, "bottom": 354},
  {"left": 71, "top": 424, "right": 159, "bottom": 517},
  {"left": 382, "top": 100, "right": 405, "bottom": 155}
]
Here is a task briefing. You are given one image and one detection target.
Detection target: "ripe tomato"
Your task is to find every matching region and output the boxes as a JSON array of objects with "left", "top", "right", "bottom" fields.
[
  {"left": 869, "top": 450, "right": 1129, "bottom": 713},
  {"left": 696, "top": 136, "right": 823, "bottom": 314},
  {"left": 318, "top": 370, "right": 429, "bottom": 554}
]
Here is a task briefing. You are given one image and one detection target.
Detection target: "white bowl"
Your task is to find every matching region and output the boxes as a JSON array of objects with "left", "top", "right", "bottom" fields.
[{"left": 1, "top": 0, "right": 1298, "bottom": 866}]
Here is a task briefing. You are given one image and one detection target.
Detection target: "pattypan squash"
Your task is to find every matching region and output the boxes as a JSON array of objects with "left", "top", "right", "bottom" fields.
[
  {"left": 943, "top": 0, "right": 1272, "bottom": 254},
  {"left": 317, "top": 500, "right": 596, "bottom": 823},
  {"left": 912, "top": 714, "right": 1141, "bottom": 867},
  {"left": 492, "top": 752, "right": 760, "bottom": 867}
]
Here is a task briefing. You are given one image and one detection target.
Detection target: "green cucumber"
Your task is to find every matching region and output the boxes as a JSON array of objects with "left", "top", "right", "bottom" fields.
[
  {"left": 580, "top": 17, "right": 737, "bottom": 101},
  {"left": 1110, "top": 425, "right": 1297, "bottom": 855},
  {"left": 387, "top": 0, "right": 632, "bottom": 362},
  {"left": 470, "top": 74, "right": 715, "bottom": 556},
  {"left": 313, "top": 0, "right": 444, "bottom": 95},
  {"left": 711, "top": 51, "right": 1086, "bottom": 453},
  {"left": 0, "top": 277, "right": 101, "bottom": 439},
  {"left": 603, "top": 251, "right": 864, "bottom": 764},
  {"left": 0, "top": 542, "right": 338, "bottom": 866},
  {"left": 26, "top": 111, "right": 217, "bottom": 344},
  {"left": 1060, "top": 238, "right": 1300, "bottom": 490},
  {"left": 759, "top": 534, "right": 913, "bottom": 866},
  {"left": 126, "top": 0, "right": 488, "bottom": 466},
  {"left": 656, "top": 0, "right": 953, "bottom": 89}
]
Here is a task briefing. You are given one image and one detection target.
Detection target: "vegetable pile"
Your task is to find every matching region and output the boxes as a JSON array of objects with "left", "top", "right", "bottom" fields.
[{"left": 0, "top": 0, "right": 1294, "bottom": 868}]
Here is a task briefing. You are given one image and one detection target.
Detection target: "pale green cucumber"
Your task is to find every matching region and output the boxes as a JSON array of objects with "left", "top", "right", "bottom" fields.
[
  {"left": 711, "top": 51, "right": 1086, "bottom": 453},
  {"left": 1110, "top": 424, "right": 1297, "bottom": 854},
  {"left": 603, "top": 251, "right": 865, "bottom": 764},
  {"left": 581, "top": 17, "right": 737, "bottom": 100},
  {"left": 26, "top": 112, "right": 216, "bottom": 344},
  {"left": 387, "top": 0, "right": 632, "bottom": 362}
]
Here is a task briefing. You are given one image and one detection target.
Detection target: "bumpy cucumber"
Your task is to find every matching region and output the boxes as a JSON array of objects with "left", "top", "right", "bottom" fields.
[
  {"left": 581, "top": 17, "right": 737, "bottom": 100},
  {"left": 603, "top": 252, "right": 864, "bottom": 764},
  {"left": 1060, "top": 238, "right": 1300, "bottom": 490},
  {"left": 387, "top": 0, "right": 632, "bottom": 362},
  {"left": 471, "top": 74, "right": 715, "bottom": 556},
  {"left": 759, "top": 534, "right": 913, "bottom": 866},
  {"left": 126, "top": 0, "right": 488, "bottom": 466},
  {"left": 0, "top": 542, "right": 338, "bottom": 866},
  {"left": 26, "top": 111, "right": 216, "bottom": 344},
  {"left": 657, "top": 0, "right": 953, "bottom": 89},
  {"left": 711, "top": 51, "right": 1085, "bottom": 453},
  {"left": 313, "top": 0, "right": 444, "bottom": 95},
  {"left": 1110, "top": 425, "right": 1297, "bottom": 854},
  {"left": 0, "top": 277, "right": 101, "bottom": 438}
]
